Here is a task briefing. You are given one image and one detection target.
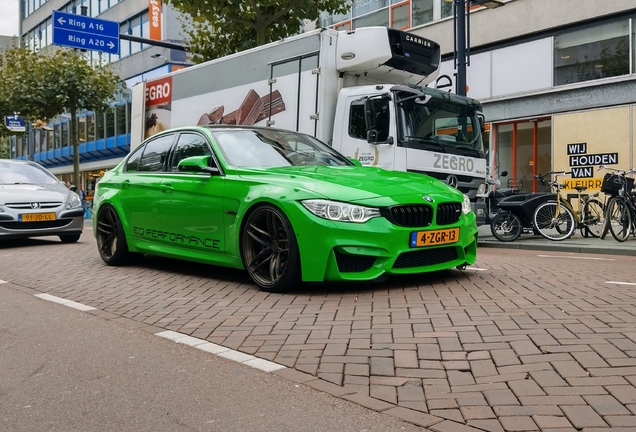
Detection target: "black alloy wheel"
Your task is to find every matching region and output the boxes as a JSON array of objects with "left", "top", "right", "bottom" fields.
[
  {"left": 96, "top": 205, "right": 142, "bottom": 265},
  {"left": 241, "top": 204, "right": 300, "bottom": 292}
]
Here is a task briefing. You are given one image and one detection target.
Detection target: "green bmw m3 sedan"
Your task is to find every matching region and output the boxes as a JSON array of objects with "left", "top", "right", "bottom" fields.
[{"left": 93, "top": 125, "right": 477, "bottom": 291}]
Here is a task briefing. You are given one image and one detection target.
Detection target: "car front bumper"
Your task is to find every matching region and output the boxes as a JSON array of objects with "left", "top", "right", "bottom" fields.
[
  {"left": 291, "top": 207, "right": 478, "bottom": 283},
  {"left": 0, "top": 209, "right": 84, "bottom": 239}
]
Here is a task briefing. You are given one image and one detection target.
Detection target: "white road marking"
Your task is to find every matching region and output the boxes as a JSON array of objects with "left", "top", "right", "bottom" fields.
[
  {"left": 466, "top": 267, "right": 489, "bottom": 271},
  {"left": 34, "top": 293, "right": 96, "bottom": 311},
  {"left": 155, "top": 330, "right": 286, "bottom": 373},
  {"left": 537, "top": 254, "right": 615, "bottom": 261},
  {"left": 0, "top": 279, "right": 7, "bottom": 284},
  {"left": 605, "top": 281, "right": 636, "bottom": 286}
]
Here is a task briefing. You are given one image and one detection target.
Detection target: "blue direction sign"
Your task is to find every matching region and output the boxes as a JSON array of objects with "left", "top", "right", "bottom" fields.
[
  {"left": 4, "top": 115, "right": 26, "bottom": 132},
  {"left": 52, "top": 11, "right": 119, "bottom": 55}
]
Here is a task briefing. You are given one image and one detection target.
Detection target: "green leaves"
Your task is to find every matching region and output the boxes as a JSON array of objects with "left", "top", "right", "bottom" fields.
[{"left": 166, "top": 0, "right": 350, "bottom": 62}]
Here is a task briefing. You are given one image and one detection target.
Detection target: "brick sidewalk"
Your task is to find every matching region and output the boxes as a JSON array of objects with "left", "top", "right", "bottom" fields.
[{"left": 2, "top": 232, "right": 636, "bottom": 431}]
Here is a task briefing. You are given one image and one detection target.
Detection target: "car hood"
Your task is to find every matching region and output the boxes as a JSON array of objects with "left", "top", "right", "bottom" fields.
[
  {"left": 236, "top": 166, "right": 462, "bottom": 205},
  {"left": 0, "top": 183, "right": 71, "bottom": 205}
]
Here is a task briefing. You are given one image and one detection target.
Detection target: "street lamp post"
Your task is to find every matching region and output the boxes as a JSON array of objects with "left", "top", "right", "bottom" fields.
[{"left": 452, "top": 0, "right": 505, "bottom": 96}]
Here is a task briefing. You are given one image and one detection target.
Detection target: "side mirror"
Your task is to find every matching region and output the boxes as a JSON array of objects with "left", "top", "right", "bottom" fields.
[{"left": 178, "top": 155, "right": 220, "bottom": 175}]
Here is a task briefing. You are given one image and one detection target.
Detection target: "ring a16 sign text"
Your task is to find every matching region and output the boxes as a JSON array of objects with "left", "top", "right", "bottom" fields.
[{"left": 52, "top": 10, "right": 120, "bottom": 55}]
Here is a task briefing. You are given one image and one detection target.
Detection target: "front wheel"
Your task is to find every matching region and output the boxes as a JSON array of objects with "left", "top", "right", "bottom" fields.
[
  {"left": 490, "top": 211, "right": 522, "bottom": 242},
  {"left": 581, "top": 199, "right": 604, "bottom": 238},
  {"left": 607, "top": 197, "right": 632, "bottom": 242},
  {"left": 241, "top": 204, "right": 301, "bottom": 292},
  {"left": 95, "top": 205, "right": 143, "bottom": 265},
  {"left": 533, "top": 201, "right": 576, "bottom": 241}
]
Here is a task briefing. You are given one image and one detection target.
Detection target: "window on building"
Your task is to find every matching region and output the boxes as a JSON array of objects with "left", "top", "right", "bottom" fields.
[
  {"left": 441, "top": 0, "right": 453, "bottom": 19},
  {"left": 352, "top": 0, "right": 388, "bottom": 18},
  {"left": 353, "top": 8, "right": 389, "bottom": 29},
  {"left": 87, "top": 113, "right": 95, "bottom": 143},
  {"left": 116, "top": 104, "right": 126, "bottom": 136},
  {"left": 54, "top": 123, "right": 61, "bottom": 149},
  {"left": 96, "top": 112, "right": 105, "bottom": 140},
  {"left": 78, "top": 117, "right": 87, "bottom": 144},
  {"left": 391, "top": 1, "right": 410, "bottom": 29},
  {"left": 554, "top": 18, "right": 630, "bottom": 86},
  {"left": 106, "top": 108, "right": 115, "bottom": 138},
  {"left": 334, "top": 21, "right": 352, "bottom": 31},
  {"left": 61, "top": 120, "right": 70, "bottom": 147},
  {"left": 412, "top": 0, "right": 433, "bottom": 27}
]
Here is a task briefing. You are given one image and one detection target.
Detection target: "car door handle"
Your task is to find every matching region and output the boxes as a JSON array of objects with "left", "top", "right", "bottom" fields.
[
  {"left": 160, "top": 184, "right": 174, "bottom": 193},
  {"left": 121, "top": 180, "right": 130, "bottom": 189}
]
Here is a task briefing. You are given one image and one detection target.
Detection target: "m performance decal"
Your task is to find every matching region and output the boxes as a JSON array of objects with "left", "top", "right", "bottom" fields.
[{"left": 133, "top": 227, "right": 220, "bottom": 249}]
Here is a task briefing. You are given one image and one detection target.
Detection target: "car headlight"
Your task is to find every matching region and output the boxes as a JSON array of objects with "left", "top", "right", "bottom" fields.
[
  {"left": 301, "top": 199, "right": 381, "bottom": 223},
  {"left": 462, "top": 194, "right": 472, "bottom": 215},
  {"left": 66, "top": 192, "right": 82, "bottom": 210}
]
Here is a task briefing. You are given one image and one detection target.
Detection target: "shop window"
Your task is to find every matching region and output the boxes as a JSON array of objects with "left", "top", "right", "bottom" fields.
[
  {"left": 391, "top": 1, "right": 410, "bottom": 29},
  {"left": 353, "top": 8, "right": 389, "bottom": 29},
  {"left": 554, "top": 19, "right": 630, "bottom": 86}
]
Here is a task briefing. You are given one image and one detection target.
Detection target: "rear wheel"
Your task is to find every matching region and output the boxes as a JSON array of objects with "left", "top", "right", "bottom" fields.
[
  {"left": 533, "top": 201, "right": 575, "bottom": 241},
  {"left": 241, "top": 204, "right": 300, "bottom": 292},
  {"left": 96, "top": 205, "right": 143, "bottom": 265},
  {"left": 581, "top": 199, "right": 604, "bottom": 238},
  {"left": 490, "top": 211, "right": 522, "bottom": 242},
  {"left": 607, "top": 197, "right": 632, "bottom": 242}
]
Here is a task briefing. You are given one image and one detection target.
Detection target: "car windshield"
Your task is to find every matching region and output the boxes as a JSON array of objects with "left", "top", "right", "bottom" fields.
[
  {"left": 212, "top": 129, "right": 353, "bottom": 168},
  {"left": 0, "top": 161, "right": 60, "bottom": 185}
]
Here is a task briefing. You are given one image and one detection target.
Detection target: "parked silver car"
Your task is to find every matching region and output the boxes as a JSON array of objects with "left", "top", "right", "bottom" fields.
[{"left": 0, "top": 159, "right": 83, "bottom": 243}]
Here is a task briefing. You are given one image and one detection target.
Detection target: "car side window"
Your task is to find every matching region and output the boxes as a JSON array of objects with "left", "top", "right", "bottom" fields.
[
  {"left": 125, "top": 146, "right": 144, "bottom": 172},
  {"left": 170, "top": 133, "right": 212, "bottom": 171},
  {"left": 139, "top": 134, "right": 175, "bottom": 172}
]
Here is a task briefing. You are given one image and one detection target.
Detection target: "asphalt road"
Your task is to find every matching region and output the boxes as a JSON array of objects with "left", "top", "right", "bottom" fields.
[{"left": 0, "top": 284, "right": 422, "bottom": 432}]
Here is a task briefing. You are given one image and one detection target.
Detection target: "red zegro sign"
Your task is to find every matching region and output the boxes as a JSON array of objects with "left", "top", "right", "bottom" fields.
[{"left": 146, "top": 76, "right": 172, "bottom": 106}]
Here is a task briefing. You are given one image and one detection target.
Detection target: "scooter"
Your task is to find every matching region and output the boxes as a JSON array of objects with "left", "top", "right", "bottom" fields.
[
  {"left": 479, "top": 171, "right": 520, "bottom": 226},
  {"left": 488, "top": 172, "right": 557, "bottom": 242}
]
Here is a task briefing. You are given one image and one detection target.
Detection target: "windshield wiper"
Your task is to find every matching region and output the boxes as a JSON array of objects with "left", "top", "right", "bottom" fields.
[{"left": 403, "top": 136, "right": 447, "bottom": 153}]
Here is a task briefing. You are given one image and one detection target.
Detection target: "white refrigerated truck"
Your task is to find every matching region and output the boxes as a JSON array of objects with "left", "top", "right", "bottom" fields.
[{"left": 131, "top": 26, "right": 488, "bottom": 222}]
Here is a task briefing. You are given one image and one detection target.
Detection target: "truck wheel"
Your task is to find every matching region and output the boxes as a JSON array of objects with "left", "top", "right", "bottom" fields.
[
  {"left": 490, "top": 211, "right": 522, "bottom": 242},
  {"left": 241, "top": 204, "right": 300, "bottom": 292}
]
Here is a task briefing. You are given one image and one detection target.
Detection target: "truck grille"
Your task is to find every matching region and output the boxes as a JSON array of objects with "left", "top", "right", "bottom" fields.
[
  {"left": 393, "top": 246, "right": 458, "bottom": 269},
  {"left": 383, "top": 205, "right": 433, "bottom": 228},
  {"left": 436, "top": 203, "right": 462, "bottom": 225}
]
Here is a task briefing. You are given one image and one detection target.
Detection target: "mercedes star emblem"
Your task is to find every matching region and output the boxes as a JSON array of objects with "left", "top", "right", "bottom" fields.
[{"left": 446, "top": 175, "right": 459, "bottom": 189}]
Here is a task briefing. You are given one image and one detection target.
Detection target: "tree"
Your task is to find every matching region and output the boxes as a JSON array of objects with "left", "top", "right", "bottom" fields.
[
  {"left": 0, "top": 45, "right": 124, "bottom": 187},
  {"left": 165, "top": 0, "right": 350, "bottom": 62}
]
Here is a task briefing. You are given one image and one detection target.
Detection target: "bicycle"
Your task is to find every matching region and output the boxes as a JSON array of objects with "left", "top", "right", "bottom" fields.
[
  {"left": 532, "top": 172, "right": 605, "bottom": 241},
  {"left": 599, "top": 165, "right": 636, "bottom": 242}
]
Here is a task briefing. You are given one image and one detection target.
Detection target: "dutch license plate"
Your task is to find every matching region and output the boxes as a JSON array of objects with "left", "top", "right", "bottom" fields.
[
  {"left": 19, "top": 213, "right": 56, "bottom": 222},
  {"left": 410, "top": 228, "right": 459, "bottom": 247}
]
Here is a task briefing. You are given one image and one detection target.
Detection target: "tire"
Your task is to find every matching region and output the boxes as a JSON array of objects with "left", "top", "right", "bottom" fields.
[
  {"left": 241, "top": 204, "right": 301, "bottom": 292},
  {"left": 581, "top": 199, "right": 604, "bottom": 238},
  {"left": 59, "top": 234, "right": 81, "bottom": 243},
  {"left": 95, "top": 205, "right": 143, "bottom": 265},
  {"left": 533, "top": 201, "right": 576, "bottom": 241},
  {"left": 490, "top": 211, "right": 522, "bottom": 242},
  {"left": 607, "top": 197, "right": 632, "bottom": 242}
]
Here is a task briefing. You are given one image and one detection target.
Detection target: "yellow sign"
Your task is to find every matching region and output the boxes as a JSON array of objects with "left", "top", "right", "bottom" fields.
[{"left": 562, "top": 178, "right": 603, "bottom": 190}]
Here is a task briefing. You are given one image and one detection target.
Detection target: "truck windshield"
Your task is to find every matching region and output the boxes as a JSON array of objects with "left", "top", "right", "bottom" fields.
[{"left": 395, "top": 89, "right": 485, "bottom": 159}]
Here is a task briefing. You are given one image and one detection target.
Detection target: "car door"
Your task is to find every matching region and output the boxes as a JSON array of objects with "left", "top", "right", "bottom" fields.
[
  {"left": 118, "top": 133, "right": 175, "bottom": 242},
  {"left": 159, "top": 131, "right": 226, "bottom": 254}
]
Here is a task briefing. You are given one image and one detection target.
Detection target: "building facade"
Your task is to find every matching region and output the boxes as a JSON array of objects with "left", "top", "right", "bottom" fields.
[
  {"left": 12, "top": 0, "right": 190, "bottom": 192},
  {"left": 323, "top": 0, "right": 636, "bottom": 195},
  {"left": 11, "top": 0, "right": 636, "bottom": 199}
]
